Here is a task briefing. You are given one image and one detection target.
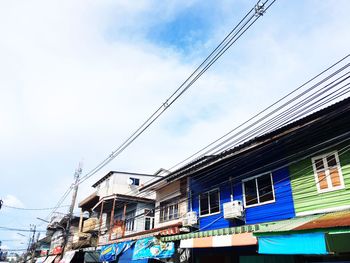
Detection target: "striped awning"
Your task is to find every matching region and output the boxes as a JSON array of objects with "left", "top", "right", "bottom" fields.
[
  {"left": 161, "top": 224, "right": 259, "bottom": 242},
  {"left": 180, "top": 233, "right": 257, "bottom": 248}
]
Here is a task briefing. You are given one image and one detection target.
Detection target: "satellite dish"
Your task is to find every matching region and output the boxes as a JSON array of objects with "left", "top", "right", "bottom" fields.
[{"left": 127, "top": 178, "right": 133, "bottom": 185}]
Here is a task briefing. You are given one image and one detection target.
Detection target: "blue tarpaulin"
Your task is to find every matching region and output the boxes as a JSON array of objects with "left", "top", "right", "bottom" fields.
[
  {"left": 132, "top": 237, "right": 175, "bottom": 260},
  {"left": 99, "top": 244, "right": 117, "bottom": 262},
  {"left": 258, "top": 233, "right": 328, "bottom": 255},
  {"left": 116, "top": 243, "right": 148, "bottom": 263},
  {"left": 99, "top": 241, "right": 134, "bottom": 262}
]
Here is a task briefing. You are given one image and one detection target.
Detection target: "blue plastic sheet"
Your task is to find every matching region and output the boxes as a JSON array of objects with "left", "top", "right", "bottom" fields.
[
  {"left": 99, "top": 244, "right": 117, "bottom": 262},
  {"left": 258, "top": 233, "right": 328, "bottom": 255},
  {"left": 132, "top": 237, "right": 175, "bottom": 260},
  {"left": 117, "top": 243, "right": 148, "bottom": 263},
  {"left": 99, "top": 241, "right": 135, "bottom": 262}
]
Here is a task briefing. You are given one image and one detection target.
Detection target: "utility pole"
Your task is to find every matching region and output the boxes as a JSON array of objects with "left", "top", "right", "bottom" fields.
[
  {"left": 62, "top": 162, "right": 83, "bottom": 256},
  {"left": 29, "top": 225, "right": 36, "bottom": 263}
]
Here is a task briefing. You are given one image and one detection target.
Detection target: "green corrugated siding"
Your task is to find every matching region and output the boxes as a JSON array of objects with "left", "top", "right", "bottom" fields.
[{"left": 289, "top": 146, "right": 350, "bottom": 214}]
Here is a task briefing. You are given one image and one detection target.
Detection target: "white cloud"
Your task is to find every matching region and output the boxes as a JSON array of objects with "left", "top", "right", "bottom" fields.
[{"left": 2, "top": 195, "right": 24, "bottom": 209}]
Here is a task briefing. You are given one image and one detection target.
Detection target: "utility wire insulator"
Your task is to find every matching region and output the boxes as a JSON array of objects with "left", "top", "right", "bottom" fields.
[
  {"left": 255, "top": 2, "right": 265, "bottom": 17},
  {"left": 163, "top": 100, "right": 169, "bottom": 109}
]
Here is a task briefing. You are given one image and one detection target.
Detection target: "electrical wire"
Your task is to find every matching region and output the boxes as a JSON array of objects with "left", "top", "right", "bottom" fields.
[
  {"left": 93, "top": 86, "right": 350, "bottom": 221},
  {"left": 2, "top": 204, "right": 70, "bottom": 211},
  {"left": 77, "top": 0, "right": 276, "bottom": 186}
]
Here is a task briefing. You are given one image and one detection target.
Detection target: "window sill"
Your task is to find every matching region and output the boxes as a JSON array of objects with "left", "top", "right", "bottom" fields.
[
  {"left": 159, "top": 217, "right": 180, "bottom": 224},
  {"left": 244, "top": 199, "right": 275, "bottom": 208},
  {"left": 199, "top": 211, "right": 221, "bottom": 218},
  {"left": 317, "top": 185, "right": 345, "bottom": 194}
]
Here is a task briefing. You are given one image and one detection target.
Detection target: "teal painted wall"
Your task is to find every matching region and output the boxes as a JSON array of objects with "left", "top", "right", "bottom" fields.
[{"left": 289, "top": 144, "right": 350, "bottom": 215}]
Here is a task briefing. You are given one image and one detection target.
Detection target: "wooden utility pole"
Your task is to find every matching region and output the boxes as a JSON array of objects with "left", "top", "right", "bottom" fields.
[{"left": 62, "top": 163, "right": 83, "bottom": 256}]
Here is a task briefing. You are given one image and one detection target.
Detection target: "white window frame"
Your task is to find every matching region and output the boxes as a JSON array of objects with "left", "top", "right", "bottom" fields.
[
  {"left": 125, "top": 210, "right": 136, "bottom": 232},
  {"left": 242, "top": 172, "right": 275, "bottom": 208},
  {"left": 159, "top": 199, "right": 180, "bottom": 223},
  {"left": 199, "top": 188, "right": 221, "bottom": 217},
  {"left": 311, "top": 151, "right": 345, "bottom": 194}
]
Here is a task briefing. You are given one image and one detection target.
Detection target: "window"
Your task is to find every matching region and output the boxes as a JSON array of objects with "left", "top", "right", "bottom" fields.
[
  {"left": 159, "top": 200, "right": 179, "bottom": 222},
  {"left": 125, "top": 211, "right": 135, "bottom": 231},
  {"left": 243, "top": 173, "right": 274, "bottom": 207},
  {"left": 129, "top": 177, "right": 140, "bottom": 186},
  {"left": 144, "top": 209, "right": 155, "bottom": 230},
  {"left": 199, "top": 189, "right": 220, "bottom": 216},
  {"left": 312, "top": 151, "right": 344, "bottom": 193}
]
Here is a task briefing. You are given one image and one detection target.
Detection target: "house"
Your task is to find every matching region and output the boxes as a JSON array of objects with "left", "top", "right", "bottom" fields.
[
  {"left": 76, "top": 170, "right": 162, "bottom": 248},
  {"left": 92, "top": 170, "right": 159, "bottom": 198},
  {"left": 140, "top": 176, "right": 188, "bottom": 230},
  {"left": 92, "top": 194, "right": 155, "bottom": 245},
  {"left": 143, "top": 98, "right": 350, "bottom": 261}
]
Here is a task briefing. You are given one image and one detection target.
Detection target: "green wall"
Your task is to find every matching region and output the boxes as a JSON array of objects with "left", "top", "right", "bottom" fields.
[{"left": 289, "top": 145, "right": 350, "bottom": 215}]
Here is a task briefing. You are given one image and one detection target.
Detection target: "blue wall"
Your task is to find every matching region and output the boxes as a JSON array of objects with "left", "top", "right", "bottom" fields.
[
  {"left": 191, "top": 173, "right": 237, "bottom": 230},
  {"left": 234, "top": 167, "right": 295, "bottom": 224},
  {"left": 190, "top": 167, "right": 295, "bottom": 230}
]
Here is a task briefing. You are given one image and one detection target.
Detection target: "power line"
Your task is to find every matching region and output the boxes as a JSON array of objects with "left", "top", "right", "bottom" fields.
[
  {"left": 31, "top": 0, "right": 275, "bottom": 231},
  {"left": 77, "top": 0, "right": 276, "bottom": 186},
  {"left": 0, "top": 226, "right": 46, "bottom": 233},
  {"left": 2, "top": 204, "right": 70, "bottom": 211},
  {"left": 167, "top": 54, "right": 350, "bottom": 171}
]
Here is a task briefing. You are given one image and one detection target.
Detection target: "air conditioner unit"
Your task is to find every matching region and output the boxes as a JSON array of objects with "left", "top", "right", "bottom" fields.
[
  {"left": 182, "top": 211, "right": 198, "bottom": 226},
  {"left": 223, "top": 200, "right": 244, "bottom": 219}
]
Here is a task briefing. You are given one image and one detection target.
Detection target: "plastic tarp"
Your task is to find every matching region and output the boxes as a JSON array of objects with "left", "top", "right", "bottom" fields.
[
  {"left": 132, "top": 237, "right": 175, "bottom": 260},
  {"left": 59, "top": 251, "right": 76, "bottom": 263},
  {"left": 99, "top": 244, "right": 117, "bottom": 262},
  {"left": 116, "top": 243, "right": 148, "bottom": 263},
  {"left": 258, "top": 233, "right": 328, "bottom": 255},
  {"left": 99, "top": 241, "right": 134, "bottom": 262}
]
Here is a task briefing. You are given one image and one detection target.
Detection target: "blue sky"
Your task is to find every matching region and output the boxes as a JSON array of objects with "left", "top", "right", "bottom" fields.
[{"left": 0, "top": 0, "right": 350, "bottom": 251}]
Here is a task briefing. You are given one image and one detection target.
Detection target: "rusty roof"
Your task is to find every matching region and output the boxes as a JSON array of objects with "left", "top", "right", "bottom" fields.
[{"left": 295, "top": 210, "right": 350, "bottom": 231}]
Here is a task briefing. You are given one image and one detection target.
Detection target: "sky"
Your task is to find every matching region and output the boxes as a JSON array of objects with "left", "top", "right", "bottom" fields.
[{"left": 0, "top": 0, "right": 350, "bottom": 251}]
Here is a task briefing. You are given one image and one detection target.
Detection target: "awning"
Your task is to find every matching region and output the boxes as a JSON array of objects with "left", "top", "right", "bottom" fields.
[
  {"left": 59, "top": 251, "right": 76, "bottom": 263},
  {"left": 258, "top": 232, "right": 328, "bottom": 255},
  {"left": 255, "top": 210, "right": 350, "bottom": 235},
  {"left": 43, "top": 255, "right": 58, "bottom": 263},
  {"left": 132, "top": 237, "right": 175, "bottom": 260},
  {"left": 254, "top": 214, "right": 322, "bottom": 235},
  {"left": 35, "top": 257, "right": 47, "bottom": 263},
  {"left": 180, "top": 232, "right": 257, "bottom": 248},
  {"left": 162, "top": 224, "right": 260, "bottom": 242}
]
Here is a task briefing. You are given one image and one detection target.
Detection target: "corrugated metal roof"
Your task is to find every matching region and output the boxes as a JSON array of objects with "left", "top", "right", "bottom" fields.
[
  {"left": 295, "top": 210, "right": 350, "bottom": 231},
  {"left": 141, "top": 97, "right": 350, "bottom": 191},
  {"left": 254, "top": 210, "right": 350, "bottom": 235},
  {"left": 254, "top": 214, "right": 323, "bottom": 234}
]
